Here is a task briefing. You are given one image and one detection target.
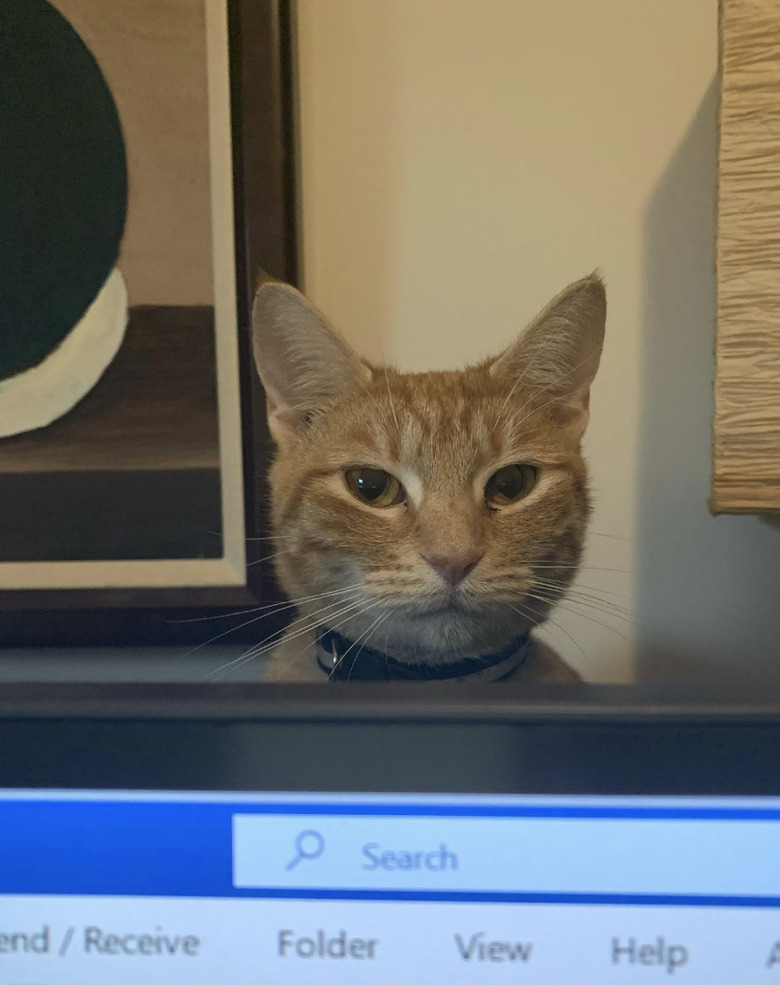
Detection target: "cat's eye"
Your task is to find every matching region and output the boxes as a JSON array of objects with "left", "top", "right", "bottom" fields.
[
  {"left": 485, "top": 464, "right": 537, "bottom": 506},
  {"left": 345, "top": 467, "right": 405, "bottom": 507}
]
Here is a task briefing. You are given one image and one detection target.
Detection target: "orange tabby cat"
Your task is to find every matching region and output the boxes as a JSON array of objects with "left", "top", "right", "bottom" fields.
[{"left": 252, "top": 274, "right": 606, "bottom": 683}]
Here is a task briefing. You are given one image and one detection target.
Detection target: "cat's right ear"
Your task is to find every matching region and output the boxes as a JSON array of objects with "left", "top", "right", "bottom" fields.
[{"left": 252, "top": 277, "right": 370, "bottom": 446}]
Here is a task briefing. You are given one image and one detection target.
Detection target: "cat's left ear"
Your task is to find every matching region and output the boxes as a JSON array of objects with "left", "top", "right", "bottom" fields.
[
  {"left": 252, "top": 276, "right": 370, "bottom": 446},
  {"left": 489, "top": 274, "right": 606, "bottom": 439}
]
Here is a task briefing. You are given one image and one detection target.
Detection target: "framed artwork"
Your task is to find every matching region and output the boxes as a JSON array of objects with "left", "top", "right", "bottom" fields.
[
  {"left": 715, "top": 0, "right": 780, "bottom": 514},
  {"left": 0, "top": 0, "right": 296, "bottom": 643}
]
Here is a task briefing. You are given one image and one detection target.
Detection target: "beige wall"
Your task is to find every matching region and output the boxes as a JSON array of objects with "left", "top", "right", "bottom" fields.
[{"left": 297, "top": 0, "right": 780, "bottom": 682}]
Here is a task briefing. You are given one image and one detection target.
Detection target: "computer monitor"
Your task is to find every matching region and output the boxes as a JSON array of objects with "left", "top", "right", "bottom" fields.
[{"left": 2, "top": 681, "right": 780, "bottom": 984}]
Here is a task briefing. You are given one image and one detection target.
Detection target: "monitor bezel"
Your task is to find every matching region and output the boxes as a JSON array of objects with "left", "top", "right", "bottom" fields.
[{"left": 2, "top": 682, "right": 780, "bottom": 796}]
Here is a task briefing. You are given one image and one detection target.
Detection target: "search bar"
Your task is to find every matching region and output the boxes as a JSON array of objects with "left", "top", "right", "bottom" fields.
[{"left": 232, "top": 812, "right": 780, "bottom": 896}]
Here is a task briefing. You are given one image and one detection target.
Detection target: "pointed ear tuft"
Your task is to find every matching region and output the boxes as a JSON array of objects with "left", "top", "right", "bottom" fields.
[
  {"left": 252, "top": 280, "right": 370, "bottom": 445},
  {"left": 490, "top": 274, "right": 606, "bottom": 436}
]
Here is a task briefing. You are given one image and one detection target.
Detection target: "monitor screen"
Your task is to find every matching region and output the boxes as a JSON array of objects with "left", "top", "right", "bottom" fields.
[{"left": 2, "top": 787, "right": 780, "bottom": 983}]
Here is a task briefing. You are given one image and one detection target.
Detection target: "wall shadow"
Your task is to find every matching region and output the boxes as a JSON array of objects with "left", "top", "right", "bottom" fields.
[{"left": 638, "top": 78, "right": 780, "bottom": 684}]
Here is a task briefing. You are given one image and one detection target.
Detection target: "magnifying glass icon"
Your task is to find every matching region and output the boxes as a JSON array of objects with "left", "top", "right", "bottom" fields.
[{"left": 286, "top": 829, "right": 326, "bottom": 870}]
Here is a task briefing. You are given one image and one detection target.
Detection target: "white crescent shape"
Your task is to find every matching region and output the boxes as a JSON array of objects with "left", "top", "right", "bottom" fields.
[{"left": 0, "top": 267, "right": 128, "bottom": 438}]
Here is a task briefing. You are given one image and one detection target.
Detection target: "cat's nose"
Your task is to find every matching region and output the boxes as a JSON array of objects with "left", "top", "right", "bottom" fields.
[{"left": 423, "top": 549, "right": 484, "bottom": 587}]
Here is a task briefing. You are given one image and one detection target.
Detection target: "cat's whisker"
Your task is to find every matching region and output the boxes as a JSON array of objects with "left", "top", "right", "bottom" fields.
[
  {"left": 530, "top": 583, "right": 634, "bottom": 622},
  {"left": 348, "top": 610, "right": 393, "bottom": 682},
  {"left": 535, "top": 580, "right": 647, "bottom": 634},
  {"left": 186, "top": 523, "right": 292, "bottom": 544},
  {"left": 328, "top": 608, "right": 391, "bottom": 681},
  {"left": 246, "top": 547, "right": 292, "bottom": 568},
  {"left": 533, "top": 577, "right": 635, "bottom": 614},
  {"left": 185, "top": 592, "right": 365, "bottom": 672},
  {"left": 239, "top": 593, "right": 369, "bottom": 662},
  {"left": 509, "top": 602, "right": 590, "bottom": 669},
  {"left": 559, "top": 593, "right": 634, "bottom": 621},
  {"left": 525, "top": 590, "right": 629, "bottom": 640},
  {"left": 235, "top": 598, "right": 387, "bottom": 681},
  {"left": 549, "top": 581, "right": 633, "bottom": 601},
  {"left": 563, "top": 592, "right": 633, "bottom": 617},
  {"left": 588, "top": 530, "right": 630, "bottom": 542},
  {"left": 171, "top": 601, "right": 291, "bottom": 625},
  {"left": 177, "top": 601, "right": 297, "bottom": 643},
  {"left": 553, "top": 594, "right": 634, "bottom": 621},
  {"left": 545, "top": 616, "right": 591, "bottom": 669},
  {"left": 204, "top": 595, "right": 373, "bottom": 680},
  {"left": 174, "top": 583, "right": 363, "bottom": 625},
  {"left": 193, "top": 590, "right": 365, "bottom": 665},
  {"left": 304, "top": 598, "right": 385, "bottom": 663},
  {"left": 531, "top": 563, "right": 633, "bottom": 574},
  {"left": 552, "top": 603, "right": 629, "bottom": 640}
]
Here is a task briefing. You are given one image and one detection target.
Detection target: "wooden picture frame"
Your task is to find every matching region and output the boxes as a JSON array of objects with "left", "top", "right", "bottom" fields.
[
  {"left": 0, "top": 0, "right": 296, "bottom": 644},
  {"left": 715, "top": 0, "right": 780, "bottom": 514}
]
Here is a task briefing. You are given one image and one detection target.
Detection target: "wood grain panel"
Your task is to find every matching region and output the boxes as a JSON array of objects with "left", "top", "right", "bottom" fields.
[{"left": 715, "top": 0, "right": 780, "bottom": 513}]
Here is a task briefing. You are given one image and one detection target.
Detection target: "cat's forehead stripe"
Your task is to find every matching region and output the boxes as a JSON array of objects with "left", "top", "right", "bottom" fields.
[
  {"left": 363, "top": 392, "right": 500, "bottom": 492},
  {"left": 318, "top": 370, "right": 567, "bottom": 494}
]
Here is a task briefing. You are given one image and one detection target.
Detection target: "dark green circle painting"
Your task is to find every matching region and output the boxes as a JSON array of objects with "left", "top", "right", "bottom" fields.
[{"left": 0, "top": 0, "right": 128, "bottom": 379}]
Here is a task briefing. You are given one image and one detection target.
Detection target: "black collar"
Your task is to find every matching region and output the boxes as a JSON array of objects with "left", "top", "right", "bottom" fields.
[{"left": 316, "top": 626, "right": 530, "bottom": 682}]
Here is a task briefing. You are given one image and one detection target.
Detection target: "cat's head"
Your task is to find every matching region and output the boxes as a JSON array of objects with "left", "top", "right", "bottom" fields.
[{"left": 252, "top": 275, "right": 606, "bottom": 664}]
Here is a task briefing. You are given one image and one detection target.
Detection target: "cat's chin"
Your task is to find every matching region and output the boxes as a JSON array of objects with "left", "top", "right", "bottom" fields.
[{"left": 341, "top": 604, "right": 531, "bottom": 664}]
